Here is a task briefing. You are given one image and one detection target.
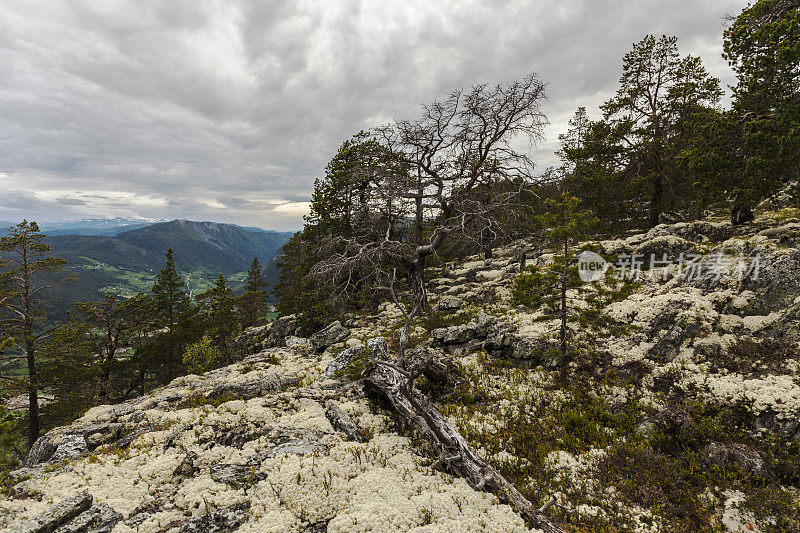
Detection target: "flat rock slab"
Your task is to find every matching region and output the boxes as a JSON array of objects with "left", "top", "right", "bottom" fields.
[
  {"left": 179, "top": 502, "right": 251, "bottom": 533},
  {"left": 53, "top": 503, "right": 122, "bottom": 533},
  {"left": 209, "top": 464, "right": 258, "bottom": 488},
  {"left": 310, "top": 321, "right": 351, "bottom": 351},
  {"left": 16, "top": 491, "right": 93, "bottom": 533}
]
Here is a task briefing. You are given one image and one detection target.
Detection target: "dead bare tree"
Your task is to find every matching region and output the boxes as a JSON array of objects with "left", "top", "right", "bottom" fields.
[{"left": 312, "top": 73, "right": 547, "bottom": 361}]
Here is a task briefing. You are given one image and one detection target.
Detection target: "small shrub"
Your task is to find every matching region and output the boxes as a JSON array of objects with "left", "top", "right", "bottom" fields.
[
  {"left": 182, "top": 337, "right": 221, "bottom": 375},
  {"left": 420, "top": 307, "right": 478, "bottom": 331},
  {"left": 709, "top": 337, "right": 796, "bottom": 376}
]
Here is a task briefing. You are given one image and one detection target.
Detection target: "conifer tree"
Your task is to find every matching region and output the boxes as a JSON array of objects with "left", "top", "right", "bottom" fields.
[
  {"left": 198, "top": 273, "right": 239, "bottom": 362},
  {"left": 116, "top": 292, "right": 155, "bottom": 396},
  {"left": 600, "top": 35, "right": 721, "bottom": 228},
  {"left": 74, "top": 296, "right": 126, "bottom": 400},
  {"left": 151, "top": 248, "right": 189, "bottom": 380},
  {"left": 512, "top": 195, "right": 598, "bottom": 378},
  {"left": 722, "top": 0, "right": 800, "bottom": 221},
  {"left": 245, "top": 257, "right": 264, "bottom": 294},
  {"left": 240, "top": 257, "right": 266, "bottom": 328},
  {"left": 0, "top": 221, "right": 70, "bottom": 447}
]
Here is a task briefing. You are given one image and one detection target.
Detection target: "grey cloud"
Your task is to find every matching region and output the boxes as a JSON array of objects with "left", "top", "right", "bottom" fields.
[
  {"left": 54, "top": 198, "right": 88, "bottom": 206},
  {"left": 0, "top": 0, "right": 746, "bottom": 231}
]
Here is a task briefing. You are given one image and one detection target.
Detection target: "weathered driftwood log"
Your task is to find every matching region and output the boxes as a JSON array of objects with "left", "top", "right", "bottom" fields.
[{"left": 363, "top": 350, "right": 564, "bottom": 533}]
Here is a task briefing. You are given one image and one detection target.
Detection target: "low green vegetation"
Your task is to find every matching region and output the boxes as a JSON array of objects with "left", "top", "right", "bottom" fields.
[{"left": 440, "top": 351, "right": 800, "bottom": 531}]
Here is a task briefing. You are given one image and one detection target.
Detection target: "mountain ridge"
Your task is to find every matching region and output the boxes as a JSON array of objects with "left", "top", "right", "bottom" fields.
[{"left": 30, "top": 220, "right": 293, "bottom": 319}]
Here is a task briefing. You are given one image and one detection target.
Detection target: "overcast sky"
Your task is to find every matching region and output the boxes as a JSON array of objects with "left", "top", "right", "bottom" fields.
[{"left": 0, "top": 0, "right": 746, "bottom": 231}]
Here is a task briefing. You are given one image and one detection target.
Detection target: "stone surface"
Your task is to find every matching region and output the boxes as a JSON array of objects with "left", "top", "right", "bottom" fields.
[
  {"left": 16, "top": 491, "right": 93, "bottom": 533},
  {"left": 325, "top": 401, "right": 365, "bottom": 442},
  {"left": 179, "top": 502, "right": 251, "bottom": 533},
  {"left": 285, "top": 335, "right": 311, "bottom": 349},
  {"left": 265, "top": 439, "right": 327, "bottom": 458},
  {"left": 432, "top": 311, "right": 496, "bottom": 346},
  {"left": 53, "top": 502, "right": 122, "bottom": 533},
  {"left": 173, "top": 451, "right": 199, "bottom": 480},
  {"left": 322, "top": 344, "right": 365, "bottom": 379},
  {"left": 309, "top": 321, "right": 351, "bottom": 352},
  {"left": 49, "top": 434, "right": 88, "bottom": 464},
  {"left": 233, "top": 315, "right": 298, "bottom": 356},
  {"left": 25, "top": 433, "right": 59, "bottom": 467},
  {"left": 633, "top": 235, "right": 695, "bottom": 261},
  {"left": 435, "top": 295, "right": 464, "bottom": 312},
  {"left": 704, "top": 442, "right": 768, "bottom": 478},
  {"left": 210, "top": 464, "right": 258, "bottom": 488}
]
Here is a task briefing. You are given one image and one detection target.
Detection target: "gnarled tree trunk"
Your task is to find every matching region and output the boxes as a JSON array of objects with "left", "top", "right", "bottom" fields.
[{"left": 363, "top": 348, "right": 564, "bottom": 533}]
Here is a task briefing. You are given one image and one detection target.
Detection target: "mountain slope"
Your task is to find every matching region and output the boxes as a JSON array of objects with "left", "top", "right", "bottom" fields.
[
  {"left": 113, "top": 220, "right": 290, "bottom": 276},
  {"left": 37, "top": 221, "right": 291, "bottom": 317}
]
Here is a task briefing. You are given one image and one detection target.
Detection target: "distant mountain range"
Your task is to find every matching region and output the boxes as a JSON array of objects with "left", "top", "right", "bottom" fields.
[
  {"left": 0, "top": 217, "right": 164, "bottom": 237},
  {"left": 1, "top": 219, "right": 294, "bottom": 320}
]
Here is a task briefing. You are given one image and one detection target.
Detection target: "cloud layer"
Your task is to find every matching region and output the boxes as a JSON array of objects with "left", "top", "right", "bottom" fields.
[{"left": 0, "top": 0, "right": 745, "bottom": 230}]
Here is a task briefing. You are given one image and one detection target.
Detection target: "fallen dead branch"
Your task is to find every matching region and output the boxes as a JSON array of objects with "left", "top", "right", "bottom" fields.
[{"left": 363, "top": 347, "right": 564, "bottom": 533}]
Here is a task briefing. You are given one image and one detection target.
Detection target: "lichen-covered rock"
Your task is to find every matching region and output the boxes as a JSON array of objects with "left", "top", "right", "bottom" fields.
[
  {"left": 435, "top": 295, "right": 464, "bottom": 312},
  {"left": 178, "top": 502, "right": 250, "bottom": 533},
  {"left": 322, "top": 344, "right": 365, "bottom": 379},
  {"left": 1, "top": 342, "right": 538, "bottom": 532},
  {"left": 285, "top": 336, "right": 311, "bottom": 350},
  {"left": 53, "top": 502, "right": 122, "bottom": 533},
  {"left": 325, "top": 401, "right": 365, "bottom": 442},
  {"left": 704, "top": 442, "right": 768, "bottom": 478},
  {"left": 432, "top": 311, "right": 496, "bottom": 345},
  {"left": 49, "top": 434, "right": 88, "bottom": 464},
  {"left": 25, "top": 432, "right": 59, "bottom": 467},
  {"left": 633, "top": 235, "right": 695, "bottom": 261},
  {"left": 15, "top": 491, "right": 93, "bottom": 533},
  {"left": 310, "top": 321, "right": 351, "bottom": 352},
  {"left": 210, "top": 464, "right": 259, "bottom": 488},
  {"left": 322, "top": 337, "right": 389, "bottom": 379},
  {"left": 741, "top": 249, "right": 800, "bottom": 313},
  {"left": 233, "top": 315, "right": 299, "bottom": 357},
  {"left": 645, "top": 220, "right": 733, "bottom": 243}
]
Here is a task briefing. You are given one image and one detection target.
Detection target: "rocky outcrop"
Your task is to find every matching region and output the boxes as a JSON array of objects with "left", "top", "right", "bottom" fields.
[
  {"left": 7, "top": 211, "right": 800, "bottom": 533},
  {"left": 325, "top": 401, "right": 365, "bottom": 442},
  {"left": 25, "top": 422, "right": 126, "bottom": 467},
  {"left": 14, "top": 491, "right": 114, "bottom": 533},
  {"left": 178, "top": 502, "right": 250, "bottom": 533},
  {"left": 704, "top": 442, "right": 768, "bottom": 478},
  {"left": 309, "top": 321, "right": 351, "bottom": 351},
  {"left": 432, "top": 311, "right": 496, "bottom": 348},
  {"left": 232, "top": 315, "right": 299, "bottom": 357},
  {"left": 322, "top": 337, "right": 388, "bottom": 378},
  {"left": 434, "top": 295, "right": 463, "bottom": 312},
  {"left": 2, "top": 344, "right": 535, "bottom": 532}
]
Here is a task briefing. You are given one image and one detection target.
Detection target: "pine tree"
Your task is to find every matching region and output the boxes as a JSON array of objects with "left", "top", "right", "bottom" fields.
[
  {"left": 598, "top": 35, "right": 721, "bottom": 228},
  {"left": 0, "top": 221, "right": 70, "bottom": 447},
  {"left": 151, "top": 248, "right": 189, "bottom": 380},
  {"left": 116, "top": 292, "right": 156, "bottom": 396},
  {"left": 511, "top": 195, "right": 598, "bottom": 378},
  {"left": 197, "top": 273, "right": 239, "bottom": 363},
  {"left": 240, "top": 257, "right": 266, "bottom": 328},
  {"left": 37, "top": 319, "right": 98, "bottom": 429},
  {"left": 245, "top": 257, "right": 264, "bottom": 294},
  {"left": 74, "top": 296, "right": 125, "bottom": 400},
  {"left": 721, "top": 0, "right": 800, "bottom": 221}
]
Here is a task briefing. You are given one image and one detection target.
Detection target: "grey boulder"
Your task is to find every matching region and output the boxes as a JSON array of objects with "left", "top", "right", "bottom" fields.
[{"left": 310, "top": 321, "right": 351, "bottom": 352}]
